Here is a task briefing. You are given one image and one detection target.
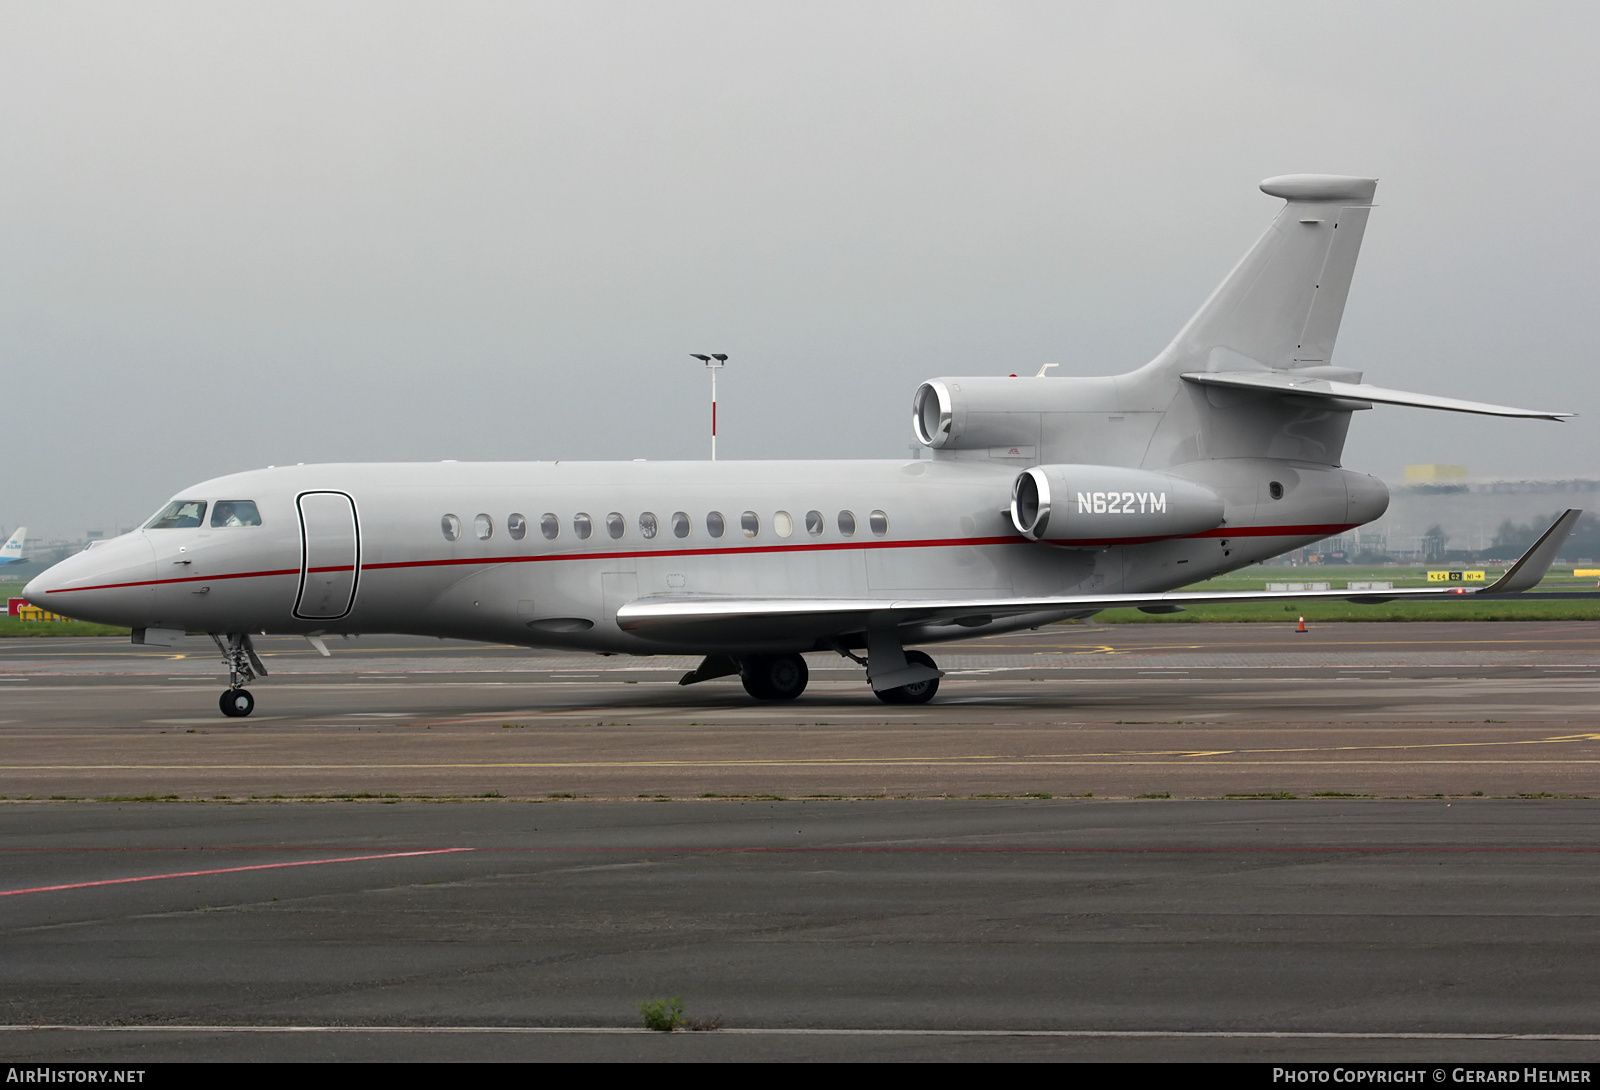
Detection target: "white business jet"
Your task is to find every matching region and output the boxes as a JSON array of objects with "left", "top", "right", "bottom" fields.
[{"left": 25, "top": 175, "right": 1578, "bottom": 717}]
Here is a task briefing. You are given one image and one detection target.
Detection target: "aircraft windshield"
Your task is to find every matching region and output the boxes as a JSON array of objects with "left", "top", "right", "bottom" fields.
[
  {"left": 145, "top": 501, "right": 207, "bottom": 529},
  {"left": 210, "top": 501, "right": 262, "bottom": 528}
]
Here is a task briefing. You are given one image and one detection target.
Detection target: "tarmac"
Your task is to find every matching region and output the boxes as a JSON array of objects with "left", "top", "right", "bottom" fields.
[
  {"left": 1, "top": 622, "right": 1598, "bottom": 1062},
  {"left": 0, "top": 622, "right": 1596, "bottom": 800}
]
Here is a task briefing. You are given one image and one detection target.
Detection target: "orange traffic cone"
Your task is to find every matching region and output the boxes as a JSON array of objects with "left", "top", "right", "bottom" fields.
[{"left": 1296, "top": 615, "right": 1308, "bottom": 633}]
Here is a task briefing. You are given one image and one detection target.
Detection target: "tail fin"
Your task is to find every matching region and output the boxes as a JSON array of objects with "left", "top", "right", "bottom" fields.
[
  {"left": 1162, "top": 174, "right": 1377, "bottom": 374},
  {"left": 0, "top": 527, "right": 26, "bottom": 564}
]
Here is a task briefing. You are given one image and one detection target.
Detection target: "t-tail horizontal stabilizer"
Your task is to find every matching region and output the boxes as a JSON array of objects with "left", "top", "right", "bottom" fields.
[{"left": 1181, "top": 371, "right": 1573, "bottom": 421}]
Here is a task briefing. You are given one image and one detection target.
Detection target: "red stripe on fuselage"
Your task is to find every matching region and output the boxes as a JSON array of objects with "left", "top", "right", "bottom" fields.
[
  {"left": 44, "top": 567, "right": 303, "bottom": 593},
  {"left": 41, "top": 524, "right": 1357, "bottom": 595},
  {"left": 1044, "top": 523, "right": 1360, "bottom": 547}
]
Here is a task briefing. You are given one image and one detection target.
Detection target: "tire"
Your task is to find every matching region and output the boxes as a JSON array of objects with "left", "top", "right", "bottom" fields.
[
  {"left": 219, "top": 688, "right": 255, "bottom": 718},
  {"left": 740, "top": 654, "right": 809, "bottom": 701},
  {"left": 873, "top": 650, "right": 940, "bottom": 705}
]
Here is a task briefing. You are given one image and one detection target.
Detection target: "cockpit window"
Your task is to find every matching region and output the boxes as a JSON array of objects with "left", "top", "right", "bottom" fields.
[
  {"left": 146, "top": 501, "right": 207, "bottom": 529},
  {"left": 210, "top": 501, "right": 262, "bottom": 528}
]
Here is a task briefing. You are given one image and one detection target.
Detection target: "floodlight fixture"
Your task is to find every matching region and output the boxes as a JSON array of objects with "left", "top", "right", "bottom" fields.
[{"left": 691, "top": 353, "right": 729, "bottom": 459}]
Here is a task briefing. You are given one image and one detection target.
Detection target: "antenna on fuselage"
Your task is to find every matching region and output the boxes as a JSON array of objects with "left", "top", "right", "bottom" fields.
[{"left": 690, "top": 353, "right": 728, "bottom": 460}]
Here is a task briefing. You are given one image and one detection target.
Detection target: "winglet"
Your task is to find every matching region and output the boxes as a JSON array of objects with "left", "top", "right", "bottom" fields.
[{"left": 1480, "top": 509, "right": 1583, "bottom": 595}]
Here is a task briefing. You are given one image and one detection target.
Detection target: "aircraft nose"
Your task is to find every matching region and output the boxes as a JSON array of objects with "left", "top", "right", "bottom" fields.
[
  {"left": 24, "top": 533, "right": 158, "bottom": 626},
  {"left": 22, "top": 567, "right": 61, "bottom": 603}
]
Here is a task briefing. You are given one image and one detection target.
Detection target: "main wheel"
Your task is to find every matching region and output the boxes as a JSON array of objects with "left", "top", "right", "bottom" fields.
[
  {"left": 874, "top": 650, "right": 940, "bottom": 705},
  {"left": 219, "top": 688, "right": 255, "bottom": 718},
  {"left": 740, "top": 653, "right": 809, "bottom": 701}
]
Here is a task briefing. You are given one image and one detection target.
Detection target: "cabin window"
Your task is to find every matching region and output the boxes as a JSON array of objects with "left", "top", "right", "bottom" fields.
[
  {"left": 209, "top": 501, "right": 261, "bottom": 528},
  {"left": 706, "top": 511, "right": 725, "bottom": 538},
  {"left": 1269, "top": 481, "right": 1284, "bottom": 500},
  {"left": 837, "top": 510, "right": 857, "bottom": 537},
  {"left": 475, "top": 514, "right": 494, "bottom": 540},
  {"left": 869, "top": 510, "right": 889, "bottom": 537},
  {"left": 741, "top": 511, "right": 760, "bottom": 538},
  {"left": 773, "top": 511, "right": 793, "bottom": 538},
  {"left": 639, "top": 512, "right": 658, "bottom": 539},
  {"left": 573, "top": 513, "right": 593, "bottom": 540},
  {"left": 441, "top": 514, "right": 461, "bottom": 541},
  {"left": 606, "top": 512, "right": 625, "bottom": 539},
  {"left": 507, "top": 513, "right": 527, "bottom": 540},
  {"left": 540, "top": 513, "right": 559, "bottom": 540},
  {"left": 805, "top": 510, "right": 824, "bottom": 536},
  {"left": 671, "top": 511, "right": 691, "bottom": 538},
  {"left": 146, "top": 501, "right": 207, "bottom": 530}
]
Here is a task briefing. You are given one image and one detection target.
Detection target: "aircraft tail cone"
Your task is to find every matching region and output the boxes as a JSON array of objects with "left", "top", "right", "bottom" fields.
[{"left": 1296, "top": 615, "right": 1308, "bottom": 633}]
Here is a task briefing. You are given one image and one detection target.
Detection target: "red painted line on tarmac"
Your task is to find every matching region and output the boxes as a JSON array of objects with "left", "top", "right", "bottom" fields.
[
  {"left": 2, "top": 846, "right": 1594, "bottom": 858},
  {"left": 474, "top": 846, "right": 1600, "bottom": 854},
  {"left": 0, "top": 848, "right": 473, "bottom": 897}
]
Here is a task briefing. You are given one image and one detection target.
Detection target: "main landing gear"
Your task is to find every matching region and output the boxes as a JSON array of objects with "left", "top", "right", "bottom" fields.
[
  {"left": 211, "top": 633, "right": 268, "bottom": 718},
  {"left": 873, "top": 650, "right": 940, "bottom": 705},
  {"left": 832, "top": 640, "right": 944, "bottom": 705},
  {"left": 677, "top": 641, "right": 943, "bottom": 704},
  {"left": 740, "top": 653, "right": 809, "bottom": 701}
]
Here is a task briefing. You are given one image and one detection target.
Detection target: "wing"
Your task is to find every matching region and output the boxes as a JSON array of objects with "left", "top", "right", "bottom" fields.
[
  {"left": 615, "top": 510, "right": 1584, "bottom": 646},
  {"left": 1181, "top": 370, "right": 1573, "bottom": 421}
]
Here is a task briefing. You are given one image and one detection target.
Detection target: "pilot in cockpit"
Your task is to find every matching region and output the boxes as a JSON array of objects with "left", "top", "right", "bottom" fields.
[{"left": 208, "top": 501, "right": 261, "bottom": 528}]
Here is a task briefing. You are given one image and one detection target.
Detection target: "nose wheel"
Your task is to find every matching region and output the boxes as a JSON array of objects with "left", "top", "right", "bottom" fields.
[
  {"left": 219, "top": 688, "right": 255, "bottom": 717},
  {"left": 210, "top": 633, "right": 268, "bottom": 718}
]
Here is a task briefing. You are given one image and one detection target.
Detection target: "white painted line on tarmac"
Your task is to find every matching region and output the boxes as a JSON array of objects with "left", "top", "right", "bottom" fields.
[{"left": 4, "top": 1024, "right": 1600, "bottom": 1041}]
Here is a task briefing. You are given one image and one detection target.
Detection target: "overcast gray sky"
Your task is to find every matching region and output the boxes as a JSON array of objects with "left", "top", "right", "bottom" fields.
[{"left": 2, "top": 1, "right": 1596, "bottom": 538}]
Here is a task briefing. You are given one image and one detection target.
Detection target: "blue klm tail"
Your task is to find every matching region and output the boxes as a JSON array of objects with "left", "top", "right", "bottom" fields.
[{"left": 0, "top": 527, "right": 27, "bottom": 565}]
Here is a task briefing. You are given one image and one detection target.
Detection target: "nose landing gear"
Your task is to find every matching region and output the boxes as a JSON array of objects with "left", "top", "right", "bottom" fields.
[{"left": 210, "top": 633, "right": 268, "bottom": 718}]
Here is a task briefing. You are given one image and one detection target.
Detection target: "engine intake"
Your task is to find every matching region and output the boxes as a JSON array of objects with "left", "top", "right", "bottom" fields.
[
  {"left": 1010, "top": 465, "right": 1225, "bottom": 545},
  {"left": 912, "top": 378, "right": 1052, "bottom": 452}
]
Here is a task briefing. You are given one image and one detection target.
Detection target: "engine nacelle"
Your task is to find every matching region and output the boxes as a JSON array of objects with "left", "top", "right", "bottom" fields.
[
  {"left": 1010, "top": 465, "right": 1226, "bottom": 545},
  {"left": 913, "top": 378, "right": 1049, "bottom": 451}
]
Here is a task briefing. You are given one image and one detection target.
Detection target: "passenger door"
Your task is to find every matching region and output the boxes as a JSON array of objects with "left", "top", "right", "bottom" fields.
[{"left": 295, "top": 491, "right": 360, "bottom": 620}]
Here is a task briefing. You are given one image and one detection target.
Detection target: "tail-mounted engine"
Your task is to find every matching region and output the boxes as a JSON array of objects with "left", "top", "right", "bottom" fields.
[
  {"left": 913, "top": 378, "right": 1057, "bottom": 451},
  {"left": 1010, "top": 465, "right": 1225, "bottom": 546}
]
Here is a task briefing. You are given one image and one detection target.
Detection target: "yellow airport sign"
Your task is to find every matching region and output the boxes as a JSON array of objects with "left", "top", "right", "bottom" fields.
[
  {"left": 1405, "top": 464, "right": 1468, "bottom": 482},
  {"left": 1576, "top": 570, "right": 1600, "bottom": 577},
  {"left": 1426, "top": 570, "right": 1486, "bottom": 583}
]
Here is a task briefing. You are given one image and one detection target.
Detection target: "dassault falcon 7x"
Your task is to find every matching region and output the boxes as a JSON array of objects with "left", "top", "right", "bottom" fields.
[{"left": 25, "top": 174, "right": 1579, "bottom": 717}]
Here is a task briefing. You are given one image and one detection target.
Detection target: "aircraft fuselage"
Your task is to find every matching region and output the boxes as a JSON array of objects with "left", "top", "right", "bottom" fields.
[{"left": 29, "top": 456, "right": 1384, "bottom": 654}]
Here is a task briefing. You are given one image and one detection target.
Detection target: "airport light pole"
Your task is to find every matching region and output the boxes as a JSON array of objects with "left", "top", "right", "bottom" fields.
[{"left": 690, "top": 353, "right": 727, "bottom": 460}]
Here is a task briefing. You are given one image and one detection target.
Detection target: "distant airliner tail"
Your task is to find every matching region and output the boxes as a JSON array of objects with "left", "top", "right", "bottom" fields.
[{"left": 0, "top": 527, "right": 27, "bottom": 565}]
